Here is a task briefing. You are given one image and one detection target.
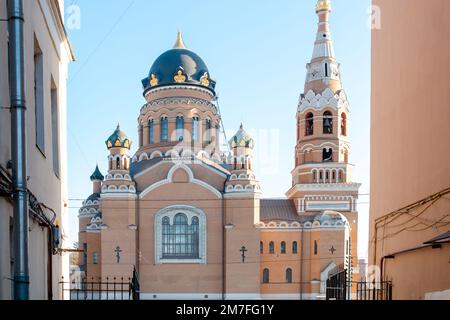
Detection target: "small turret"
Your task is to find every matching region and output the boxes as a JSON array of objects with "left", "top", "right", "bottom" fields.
[
  {"left": 105, "top": 124, "right": 132, "bottom": 171},
  {"left": 229, "top": 123, "right": 255, "bottom": 170},
  {"left": 90, "top": 165, "right": 104, "bottom": 193}
]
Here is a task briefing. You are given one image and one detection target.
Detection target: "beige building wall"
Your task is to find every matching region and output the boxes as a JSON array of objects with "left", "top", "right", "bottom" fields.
[
  {"left": 370, "top": 0, "right": 450, "bottom": 300},
  {"left": 0, "top": 0, "right": 73, "bottom": 300}
]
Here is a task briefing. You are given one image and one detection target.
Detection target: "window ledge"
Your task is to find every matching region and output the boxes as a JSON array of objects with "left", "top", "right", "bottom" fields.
[{"left": 157, "top": 258, "right": 205, "bottom": 265}]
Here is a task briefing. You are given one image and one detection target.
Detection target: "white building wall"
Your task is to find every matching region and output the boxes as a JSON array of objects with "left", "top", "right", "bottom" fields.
[{"left": 0, "top": 0, "right": 73, "bottom": 300}]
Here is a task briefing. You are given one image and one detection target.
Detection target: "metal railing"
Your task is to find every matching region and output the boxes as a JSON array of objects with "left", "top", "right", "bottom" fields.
[
  {"left": 356, "top": 280, "right": 393, "bottom": 301},
  {"left": 60, "top": 275, "right": 140, "bottom": 301}
]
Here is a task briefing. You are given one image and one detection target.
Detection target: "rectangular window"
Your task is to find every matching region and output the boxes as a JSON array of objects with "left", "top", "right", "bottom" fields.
[
  {"left": 93, "top": 252, "right": 99, "bottom": 265},
  {"left": 34, "top": 37, "right": 45, "bottom": 155},
  {"left": 51, "top": 79, "right": 59, "bottom": 177}
]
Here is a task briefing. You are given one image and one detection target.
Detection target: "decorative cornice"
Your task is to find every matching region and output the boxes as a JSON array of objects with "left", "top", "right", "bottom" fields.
[
  {"left": 144, "top": 84, "right": 215, "bottom": 99},
  {"left": 298, "top": 88, "right": 349, "bottom": 113},
  {"left": 286, "top": 182, "right": 361, "bottom": 198},
  {"left": 141, "top": 96, "right": 217, "bottom": 114}
]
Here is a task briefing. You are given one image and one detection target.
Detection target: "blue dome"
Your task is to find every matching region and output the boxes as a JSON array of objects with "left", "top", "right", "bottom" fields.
[{"left": 142, "top": 33, "right": 216, "bottom": 94}]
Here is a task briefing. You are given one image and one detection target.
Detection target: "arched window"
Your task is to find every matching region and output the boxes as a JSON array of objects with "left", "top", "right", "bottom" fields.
[
  {"left": 116, "top": 157, "right": 121, "bottom": 169},
  {"left": 162, "top": 213, "right": 199, "bottom": 259},
  {"left": 341, "top": 113, "right": 347, "bottom": 136},
  {"left": 148, "top": 119, "right": 154, "bottom": 144},
  {"left": 292, "top": 241, "right": 298, "bottom": 254},
  {"left": 260, "top": 241, "right": 264, "bottom": 254},
  {"left": 323, "top": 148, "right": 333, "bottom": 162},
  {"left": 305, "top": 113, "right": 314, "bottom": 136},
  {"left": 192, "top": 117, "right": 200, "bottom": 141},
  {"left": 281, "top": 241, "right": 286, "bottom": 254},
  {"left": 319, "top": 170, "right": 323, "bottom": 182},
  {"left": 205, "top": 119, "right": 212, "bottom": 144},
  {"left": 339, "top": 170, "right": 344, "bottom": 183},
  {"left": 263, "top": 268, "right": 270, "bottom": 284},
  {"left": 323, "top": 111, "right": 333, "bottom": 134},
  {"left": 160, "top": 117, "right": 168, "bottom": 142},
  {"left": 176, "top": 116, "right": 184, "bottom": 141},
  {"left": 332, "top": 170, "right": 336, "bottom": 182},
  {"left": 286, "top": 268, "right": 293, "bottom": 283},
  {"left": 314, "top": 240, "right": 318, "bottom": 255},
  {"left": 312, "top": 171, "right": 317, "bottom": 182},
  {"left": 269, "top": 241, "right": 275, "bottom": 254}
]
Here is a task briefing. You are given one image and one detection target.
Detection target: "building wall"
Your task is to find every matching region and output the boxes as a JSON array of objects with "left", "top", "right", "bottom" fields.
[
  {"left": 0, "top": 0, "right": 73, "bottom": 300},
  {"left": 370, "top": 0, "right": 450, "bottom": 300}
]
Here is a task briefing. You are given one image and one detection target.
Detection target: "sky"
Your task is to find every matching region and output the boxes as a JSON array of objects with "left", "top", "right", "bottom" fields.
[{"left": 64, "top": 0, "right": 371, "bottom": 259}]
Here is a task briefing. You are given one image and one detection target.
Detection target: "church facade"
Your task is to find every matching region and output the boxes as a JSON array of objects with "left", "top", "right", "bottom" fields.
[{"left": 78, "top": 0, "right": 361, "bottom": 300}]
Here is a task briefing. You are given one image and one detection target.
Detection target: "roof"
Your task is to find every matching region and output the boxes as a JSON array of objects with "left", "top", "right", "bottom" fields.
[
  {"left": 142, "top": 32, "right": 216, "bottom": 94},
  {"left": 90, "top": 165, "right": 104, "bottom": 181},
  {"left": 105, "top": 124, "right": 131, "bottom": 150},
  {"left": 229, "top": 123, "right": 255, "bottom": 149},
  {"left": 260, "top": 199, "right": 302, "bottom": 222},
  {"left": 424, "top": 230, "right": 450, "bottom": 245}
]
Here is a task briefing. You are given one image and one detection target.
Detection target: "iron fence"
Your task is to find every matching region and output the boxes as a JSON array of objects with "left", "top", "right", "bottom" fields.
[
  {"left": 356, "top": 280, "right": 393, "bottom": 300},
  {"left": 60, "top": 277, "right": 135, "bottom": 300},
  {"left": 326, "top": 268, "right": 347, "bottom": 300}
]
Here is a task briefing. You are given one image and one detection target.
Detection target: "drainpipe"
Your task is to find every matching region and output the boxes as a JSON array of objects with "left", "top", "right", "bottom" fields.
[{"left": 8, "top": 0, "right": 29, "bottom": 300}]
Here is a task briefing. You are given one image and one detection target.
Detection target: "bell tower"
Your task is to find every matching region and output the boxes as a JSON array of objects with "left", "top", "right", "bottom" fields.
[{"left": 287, "top": 0, "right": 361, "bottom": 280}]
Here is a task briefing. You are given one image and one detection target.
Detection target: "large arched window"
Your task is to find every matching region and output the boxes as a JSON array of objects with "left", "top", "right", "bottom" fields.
[
  {"left": 341, "top": 113, "right": 347, "bottom": 136},
  {"left": 269, "top": 241, "right": 275, "bottom": 254},
  {"left": 162, "top": 213, "right": 199, "bottom": 259},
  {"left": 176, "top": 116, "right": 184, "bottom": 141},
  {"left": 292, "top": 241, "right": 298, "bottom": 254},
  {"left": 286, "top": 268, "right": 293, "bottom": 283},
  {"left": 155, "top": 206, "right": 207, "bottom": 264},
  {"left": 305, "top": 113, "right": 314, "bottom": 136},
  {"left": 160, "top": 117, "right": 168, "bottom": 142},
  {"left": 148, "top": 119, "right": 154, "bottom": 144},
  {"left": 281, "top": 241, "right": 286, "bottom": 254},
  {"left": 323, "top": 111, "right": 333, "bottom": 134},
  {"left": 263, "top": 268, "right": 270, "bottom": 284}
]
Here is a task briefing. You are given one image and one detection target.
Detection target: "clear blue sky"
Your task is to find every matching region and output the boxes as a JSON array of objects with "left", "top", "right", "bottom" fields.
[{"left": 65, "top": 0, "right": 371, "bottom": 259}]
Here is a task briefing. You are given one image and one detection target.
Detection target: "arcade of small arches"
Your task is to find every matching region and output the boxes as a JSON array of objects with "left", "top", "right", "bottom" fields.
[
  {"left": 258, "top": 219, "right": 348, "bottom": 230},
  {"left": 101, "top": 184, "right": 136, "bottom": 193},
  {"left": 107, "top": 154, "right": 131, "bottom": 171},
  {"left": 131, "top": 149, "right": 224, "bottom": 163},
  {"left": 311, "top": 168, "right": 345, "bottom": 183}
]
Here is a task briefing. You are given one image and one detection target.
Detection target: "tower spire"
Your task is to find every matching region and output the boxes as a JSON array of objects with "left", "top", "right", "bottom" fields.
[
  {"left": 304, "top": 0, "right": 341, "bottom": 93},
  {"left": 173, "top": 31, "right": 186, "bottom": 49}
]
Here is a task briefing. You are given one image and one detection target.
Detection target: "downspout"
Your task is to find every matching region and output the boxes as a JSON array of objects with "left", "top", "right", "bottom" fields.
[
  {"left": 8, "top": 0, "right": 29, "bottom": 300},
  {"left": 300, "top": 225, "right": 304, "bottom": 300},
  {"left": 221, "top": 188, "right": 226, "bottom": 301}
]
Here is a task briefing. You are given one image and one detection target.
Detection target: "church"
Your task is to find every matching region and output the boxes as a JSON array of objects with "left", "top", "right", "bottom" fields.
[{"left": 78, "top": 0, "right": 361, "bottom": 300}]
